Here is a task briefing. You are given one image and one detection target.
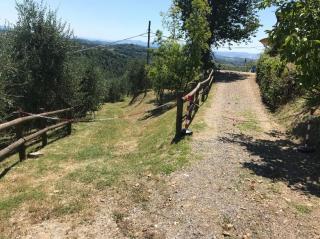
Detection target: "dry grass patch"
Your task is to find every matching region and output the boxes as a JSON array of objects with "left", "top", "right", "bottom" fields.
[{"left": 0, "top": 93, "right": 192, "bottom": 237}]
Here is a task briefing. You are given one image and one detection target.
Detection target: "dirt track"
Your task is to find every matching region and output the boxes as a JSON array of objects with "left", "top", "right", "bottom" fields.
[
  {"left": 23, "top": 71, "right": 320, "bottom": 239},
  {"left": 122, "top": 71, "right": 320, "bottom": 239}
]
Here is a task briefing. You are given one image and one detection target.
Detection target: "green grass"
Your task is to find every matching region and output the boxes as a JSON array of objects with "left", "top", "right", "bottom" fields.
[
  {"left": 0, "top": 187, "right": 45, "bottom": 219},
  {"left": 52, "top": 200, "right": 85, "bottom": 216},
  {"left": 291, "top": 203, "right": 312, "bottom": 214},
  {"left": 237, "top": 111, "right": 262, "bottom": 133},
  {"left": 0, "top": 94, "right": 193, "bottom": 234},
  {"left": 76, "top": 145, "right": 106, "bottom": 161},
  {"left": 192, "top": 120, "right": 208, "bottom": 132}
]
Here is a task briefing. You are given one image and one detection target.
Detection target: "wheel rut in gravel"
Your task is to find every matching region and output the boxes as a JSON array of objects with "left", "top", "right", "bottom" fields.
[{"left": 124, "top": 71, "right": 320, "bottom": 239}]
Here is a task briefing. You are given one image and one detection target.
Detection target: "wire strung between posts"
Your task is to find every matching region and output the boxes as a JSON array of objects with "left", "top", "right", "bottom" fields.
[
  {"left": 71, "top": 32, "right": 148, "bottom": 54},
  {"left": 18, "top": 101, "right": 175, "bottom": 123},
  {"left": 21, "top": 111, "right": 62, "bottom": 121},
  {"left": 79, "top": 111, "right": 146, "bottom": 122},
  {"left": 19, "top": 111, "right": 67, "bottom": 122}
]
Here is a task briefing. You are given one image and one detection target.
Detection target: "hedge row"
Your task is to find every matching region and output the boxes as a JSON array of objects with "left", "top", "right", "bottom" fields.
[{"left": 256, "top": 54, "right": 299, "bottom": 110}]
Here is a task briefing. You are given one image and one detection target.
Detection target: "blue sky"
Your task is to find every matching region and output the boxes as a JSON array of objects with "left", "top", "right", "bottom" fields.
[{"left": 0, "top": 0, "right": 276, "bottom": 53}]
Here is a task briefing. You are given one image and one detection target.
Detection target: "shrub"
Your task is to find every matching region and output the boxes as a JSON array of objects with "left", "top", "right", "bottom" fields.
[{"left": 256, "top": 54, "right": 299, "bottom": 110}]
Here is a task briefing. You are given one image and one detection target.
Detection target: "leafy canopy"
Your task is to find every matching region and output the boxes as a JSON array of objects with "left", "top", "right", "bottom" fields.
[
  {"left": 7, "top": 0, "right": 73, "bottom": 112},
  {"left": 148, "top": 0, "right": 212, "bottom": 102},
  {"left": 147, "top": 34, "right": 186, "bottom": 102},
  {"left": 263, "top": 0, "right": 320, "bottom": 102},
  {"left": 175, "top": 0, "right": 260, "bottom": 47}
]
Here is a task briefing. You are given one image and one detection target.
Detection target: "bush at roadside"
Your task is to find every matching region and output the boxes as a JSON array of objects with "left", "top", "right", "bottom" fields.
[{"left": 256, "top": 54, "right": 299, "bottom": 110}]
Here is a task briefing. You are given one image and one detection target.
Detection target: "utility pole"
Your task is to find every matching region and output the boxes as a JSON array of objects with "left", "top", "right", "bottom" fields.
[{"left": 147, "top": 20, "right": 151, "bottom": 65}]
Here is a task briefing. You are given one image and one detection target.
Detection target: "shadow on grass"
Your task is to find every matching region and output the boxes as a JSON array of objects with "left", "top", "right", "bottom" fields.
[
  {"left": 0, "top": 160, "right": 20, "bottom": 179},
  {"left": 219, "top": 133, "right": 320, "bottom": 197},
  {"left": 147, "top": 92, "right": 176, "bottom": 106},
  {"left": 129, "top": 91, "right": 147, "bottom": 106},
  {"left": 171, "top": 133, "right": 186, "bottom": 145},
  {"left": 140, "top": 102, "right": 176, "bottom": 121},
  {"left": 0, "top": 127, "right": 70, "bottom": 179}
]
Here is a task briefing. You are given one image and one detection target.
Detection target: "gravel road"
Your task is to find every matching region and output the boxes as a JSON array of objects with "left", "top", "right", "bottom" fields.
[{"left": 122, "top": 71, "right": 320, "bottom": 239}]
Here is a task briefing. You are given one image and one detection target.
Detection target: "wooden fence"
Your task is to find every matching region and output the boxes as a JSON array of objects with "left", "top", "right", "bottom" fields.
[
  {"left": 176, "top": 70, "right": 215, "bottom": 137},
  {"left": 0, "top": 108, "right": 73, "bottom": 162}
]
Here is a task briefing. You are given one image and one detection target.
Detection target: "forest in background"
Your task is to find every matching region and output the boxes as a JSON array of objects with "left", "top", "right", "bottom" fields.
[
  {"left": 0, "top": 17, "right": 149, "bottom": 119},
  {"left": 0, "top": 0, "right": 261, "bottom": 120},
  {"left": 215, "top": 55, "right": 257, "bottom": 72}
]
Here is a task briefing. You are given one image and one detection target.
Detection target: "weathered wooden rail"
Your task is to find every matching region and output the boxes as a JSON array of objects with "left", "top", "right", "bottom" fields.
[
  {"left": 176, "top": 69, "right": 215, "bottom": 137},
  {"left": 0, "top": 108, "right": 73, "bottom": 162}
]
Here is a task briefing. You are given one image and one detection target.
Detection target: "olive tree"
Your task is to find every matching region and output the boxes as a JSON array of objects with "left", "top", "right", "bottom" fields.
[{"left": 7, "top": 0, "right": 74, "bottom": 112}]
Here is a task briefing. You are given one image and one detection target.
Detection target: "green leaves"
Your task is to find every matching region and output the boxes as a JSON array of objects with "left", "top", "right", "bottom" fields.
[
  {"left": 6, "top": 0, "right": 74, "bottom": 112},
  {"left": 148, "top": 0, "right": 212, "bottom": 102},
  {"left": 176, "top": 0, "right": 260, "bottom": 47},
  {"left": 183, "top": 0, "right": 211, "bottom": 75},
  {"left": 175, "top": 0, "right": 259, "bottom": 70},
  {"left": 147, "top": 39, "right": 186, "bottom": 102},
  {"left": 256, "top": 54, "right": 299, "bottom": 109},
  {"left": 265, "top": 0, "right": 320, "bottom": 103}
]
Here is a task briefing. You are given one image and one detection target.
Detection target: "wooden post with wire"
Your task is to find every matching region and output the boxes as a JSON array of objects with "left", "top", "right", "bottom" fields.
[
  {"left": 195, "top": 90, "right": 200, "bottom": 113},
  {"left": 66, "top": 109, "right": 73, "bottom": 135},
  {"left": 176, "top": 92, "right": 184, "bottom": 137},
  {"left": 14, "top": 111, "right": 26, "bottom": 161},
  {"left": 201, "top": 84, "right": 206, "bottom": 102},
  {"left": 39, "top": 108, "right": 47, "bottom": 147}
]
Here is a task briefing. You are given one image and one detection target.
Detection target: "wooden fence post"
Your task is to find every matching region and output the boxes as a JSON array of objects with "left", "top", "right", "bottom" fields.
[
  {"left": 201, "top": 84, "right": 207, "bottom": 102},
  {"left": 66, "top": 109, "right": 72, "bottom": 135},
  {"left": 195, "top": 89, "right": 200, "bottom": 113},
  {"left": 14, "top": 112, "right": 26, "bottom": 161},
  {"left": 39, "top": 108, "right": 47, "bottom": 147},
  {"left": 176, "top": 92, "right": 184, "bottom": 137}
]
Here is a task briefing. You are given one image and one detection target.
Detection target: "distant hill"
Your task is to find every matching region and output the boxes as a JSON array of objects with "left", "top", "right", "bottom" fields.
[
  {"left": 213, "top": 52, "right": 258, "bottom": 71},
  {"left": 74, "top": 37, "right": 157, "bottom": 48},
  {"left": 74, "top": 38, "right": 148, "bottom": 59},
  {"left": 214, "top": 51, "right": 260, "bottom": 60},
  {"left": 74, "top": 38, "right": 260, "bottom": 73},
  {"left": 72, "top": 38, "right": 147, "bottom": 79},
  {"left": 214, "top": 55, "right": 256, "bottom": 65}
]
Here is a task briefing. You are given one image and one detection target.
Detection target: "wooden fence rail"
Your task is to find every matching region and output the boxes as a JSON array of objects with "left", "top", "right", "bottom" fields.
[
  {"left": 0, "top": 108, "right": 73, "bottom": 162},
  {"left": 175, "top": 69, "right": 215, "bottom": 137},
  {"left": 0, "top": 108, "right": 71, "bottom": 132}
]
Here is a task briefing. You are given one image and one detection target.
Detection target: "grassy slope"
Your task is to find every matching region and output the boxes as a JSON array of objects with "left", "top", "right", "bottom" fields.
[
  {"left": 275, "top": 97, "right": 320, "bottom": 148},
  {"left": 0, "top": 93, "right": 193, "bottom": 236}
]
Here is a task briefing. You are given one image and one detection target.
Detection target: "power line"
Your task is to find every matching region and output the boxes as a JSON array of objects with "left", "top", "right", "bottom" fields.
[
  {"left": 150, "top": 32, "right": 187, "bottom": 43},
  {"left": 71, "top": 32, "right": 148, "bottom": 54}
]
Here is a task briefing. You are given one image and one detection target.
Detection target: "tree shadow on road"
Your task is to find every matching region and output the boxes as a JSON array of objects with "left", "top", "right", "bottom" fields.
[{"left": 219, "top": 133, "right": 320, "bottom": 197}]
